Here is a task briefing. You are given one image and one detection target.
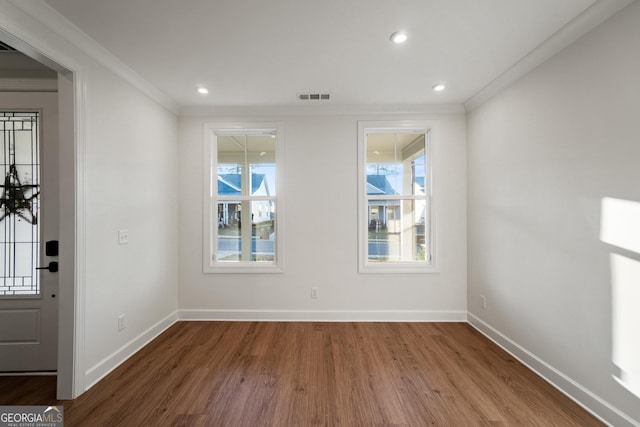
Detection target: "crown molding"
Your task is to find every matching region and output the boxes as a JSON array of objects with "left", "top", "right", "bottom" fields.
[
  {"left": 464, "top": 0, "right": 633, "bottom": 112},
  {"left": 180, "top": 103, "right": 466, "bottom": 118},
  {"left": 8, "top": 0, "right": 179, "bottom": 114}
]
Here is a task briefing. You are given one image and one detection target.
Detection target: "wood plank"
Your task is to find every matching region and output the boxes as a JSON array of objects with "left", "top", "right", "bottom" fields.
[{"left": 0, "top": 322, "right": 604, "bottom": 426}]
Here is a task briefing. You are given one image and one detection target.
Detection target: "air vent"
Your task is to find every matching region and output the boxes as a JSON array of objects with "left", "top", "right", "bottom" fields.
[{"left": 298, "top": 93, "right": 331, "bottom": 101}]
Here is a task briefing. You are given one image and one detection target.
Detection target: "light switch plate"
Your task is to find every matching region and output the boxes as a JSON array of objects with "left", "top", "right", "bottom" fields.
[{"left": 118, "top": 229, "right": 129, "bottom": 245}]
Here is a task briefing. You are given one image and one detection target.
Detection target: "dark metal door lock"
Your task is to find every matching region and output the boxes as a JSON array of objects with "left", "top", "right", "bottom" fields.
[
  {"left": 45, "top": 240, "right": 59, "bottom": 257},
  {"left": 36, "top": 261, "right": 59, "bottom": 273}
]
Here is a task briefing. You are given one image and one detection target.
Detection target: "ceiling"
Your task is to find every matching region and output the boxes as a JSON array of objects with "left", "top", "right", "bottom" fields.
[
  {"left": 0, "top": 51, "right": 57, "bottom": 79},
  {"left": 40, "top": 0, "right": 604, "bottom": 108}
]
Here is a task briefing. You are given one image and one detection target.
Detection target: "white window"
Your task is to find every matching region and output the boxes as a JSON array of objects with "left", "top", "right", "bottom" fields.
[
  {"left": 203, "top": 122, "right": 284, "bottom": 273},
  {"left": 358, "top": 121, "right": 435, "bottom": 273}
]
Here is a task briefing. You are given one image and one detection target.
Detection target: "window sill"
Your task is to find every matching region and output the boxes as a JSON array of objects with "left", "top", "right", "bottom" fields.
[
  {"left": 203, "top": 262, "right": 284, "bottom": 274},
  {"left": 358, "top": 262, "right": 439, "bottom": 274}
]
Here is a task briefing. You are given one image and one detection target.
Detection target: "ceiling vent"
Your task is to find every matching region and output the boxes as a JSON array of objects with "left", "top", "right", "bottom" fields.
[{"left": 298, "top": 93, "right": 330, "bottom": 101}]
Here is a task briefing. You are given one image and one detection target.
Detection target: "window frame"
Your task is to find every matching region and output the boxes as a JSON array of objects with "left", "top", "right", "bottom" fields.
[
  {"left": 203, "top": 121, "right": 284, "bottom": 273},
  {"left": 357, "top": 120, "right": 437, "bottom": 274}
]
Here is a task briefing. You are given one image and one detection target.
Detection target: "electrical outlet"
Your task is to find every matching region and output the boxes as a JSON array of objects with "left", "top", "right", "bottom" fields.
[
  {"left": 118, "top": 229, "right": 129, "bottom": 245},
  {"left": 481, "top": 295, "right": 487, "bottom": 309},
  {"left": 118, "top": 314, "right": 126, "bottom": 331},
  {"left": 311, "top": 287, "right": 319, "bottom": 299}
]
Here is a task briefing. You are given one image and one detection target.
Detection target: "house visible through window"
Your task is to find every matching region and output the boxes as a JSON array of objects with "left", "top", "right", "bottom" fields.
[
  {"left": 358, "top": 121, "right": 434, "bottom": 273},
  {"left": 203, "top": 122, "right": 283, "bottom": 273}
]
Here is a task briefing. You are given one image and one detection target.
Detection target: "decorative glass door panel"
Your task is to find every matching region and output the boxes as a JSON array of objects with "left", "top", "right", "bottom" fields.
[{"left": 0, "top": 112, "right": 40, "bottom": 296}]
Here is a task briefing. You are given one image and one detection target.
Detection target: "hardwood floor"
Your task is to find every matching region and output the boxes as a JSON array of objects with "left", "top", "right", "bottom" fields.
[{"left": 0, "top": 322, "right": 603, "bottom": 426}]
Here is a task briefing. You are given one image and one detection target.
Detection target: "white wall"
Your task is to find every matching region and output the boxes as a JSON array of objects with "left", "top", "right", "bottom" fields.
[
  {"left": 0, "top": 1, "right": 180, "bottom": 395},
  {"left": 467, "top": 1, "right": 640, "bottom": 425},
  {"left": 82, "top": 62, "right": 179, "bottom": 386},
  {"left": 179, "top": 110, "right": 467, "bottom": 320}
]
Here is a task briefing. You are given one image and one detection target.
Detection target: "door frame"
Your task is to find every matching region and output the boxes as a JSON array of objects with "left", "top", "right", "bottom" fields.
[{"left": 0, "top": 19, "right": 86, "bottom": 399}]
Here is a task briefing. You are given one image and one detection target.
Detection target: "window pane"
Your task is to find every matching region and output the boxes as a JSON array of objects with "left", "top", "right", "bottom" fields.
[
  {"left": 217, "top": 134, "right": 276, "bottom": 197},
  {"left": 217, "top": 135, "right": 246, "bottom": 196},
  {"left": 366, "top": 133, "right": 425, "bottom": 196},
  {"left": 0, "top": 112, "right": 40, "bottom": 296},
  {"left": 251, "top": 164, "right": 275, "bottom": 196},
  {"left": 216, "top": 201, "right": 275, "bottom": 262},
  {"left": 215, "top": 134, "right": 276, "bottom": 263},
  {"left": 367, "top": 199, "right": 427, "bottom": 262},
  {"left": 217, "top": 201, "right": 242, "bottom": 261},
  {"left": 413, "top": 155, "right": 427, "bottom": 196},
  {"left": 248, "top": 135, "right": 276, "bottom": 196},
  {"left": 251, "top": 200, "right": 275, "bottom": 262}
]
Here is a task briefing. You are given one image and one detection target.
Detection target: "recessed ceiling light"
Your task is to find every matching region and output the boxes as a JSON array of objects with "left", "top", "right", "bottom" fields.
[
  {"left": 196, "top": 86, "right": 209, "bottom": 95},
  {"left": 432, "top": 83, "right": 446, "bottom": 92},
  {"left": 390, "top": 31, "right": 408, "bottom": 44}
]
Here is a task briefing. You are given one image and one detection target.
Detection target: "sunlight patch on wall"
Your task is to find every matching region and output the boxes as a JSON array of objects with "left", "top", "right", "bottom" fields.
[
  {"left": 601, "top": 197, "right": 640, "bottom": 398},
  {"left": 601, "top": 197, "right": 640, "bottom": 253},
  {"left": 610, "top": 253, "right": 640, "bottom": 397}
]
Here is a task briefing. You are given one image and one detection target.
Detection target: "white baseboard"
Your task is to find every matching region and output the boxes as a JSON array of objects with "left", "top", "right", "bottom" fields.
[
  {"left": 83, "top": 310, "right": 179, "bottom": 390},
  {"left": 178, "top": 309, "right": 467, "bottom": 322},
  {"left": 467, "top": 312, "right": 638, "bottom": 427}
]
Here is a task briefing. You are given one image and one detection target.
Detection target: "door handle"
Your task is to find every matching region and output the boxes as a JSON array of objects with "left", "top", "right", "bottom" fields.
[{"left": 36, "top": 261, "right": 59, "bottom": 273}]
